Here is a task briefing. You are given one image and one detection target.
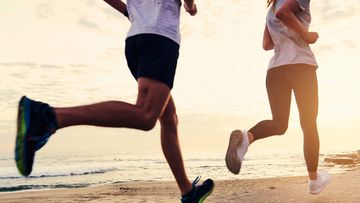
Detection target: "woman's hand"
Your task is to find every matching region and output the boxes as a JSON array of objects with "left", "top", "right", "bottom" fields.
[{"left": 304, "top": 32, "right": 319, "bottom": 44}]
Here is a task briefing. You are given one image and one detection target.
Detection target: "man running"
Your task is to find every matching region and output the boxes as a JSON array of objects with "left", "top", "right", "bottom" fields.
[{"left": 15, "top": 0, "right": 214, "bottom": 202}]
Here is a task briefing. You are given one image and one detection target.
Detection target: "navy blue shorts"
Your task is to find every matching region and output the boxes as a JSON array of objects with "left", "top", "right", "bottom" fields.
[{"left": 125, "top": 34, "right": 180, "bottom": 89}]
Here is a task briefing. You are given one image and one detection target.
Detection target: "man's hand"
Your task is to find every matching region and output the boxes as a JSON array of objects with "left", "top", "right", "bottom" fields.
[
  {"left": 304, "top": 31, "right": 319, "bottom": 44},
  {"left": 184, "top": 3, "right": 197, "bottom": 16}
]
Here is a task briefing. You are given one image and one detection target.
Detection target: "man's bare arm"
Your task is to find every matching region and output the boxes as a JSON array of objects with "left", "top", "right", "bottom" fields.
[
  {"left": 184, "top": 0, "right": 197, "bottom": 16},
  {"left": 104, "top": 0, "right": 128, "bottom": 17}
]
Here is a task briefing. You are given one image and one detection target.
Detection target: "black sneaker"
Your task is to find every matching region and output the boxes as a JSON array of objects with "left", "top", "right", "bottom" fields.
[
  {"left": 181, "top": 177, "right": 214, "bottom": 203},
  {"left": 15, "top": 96, "right": 57, "bottom": 177}
]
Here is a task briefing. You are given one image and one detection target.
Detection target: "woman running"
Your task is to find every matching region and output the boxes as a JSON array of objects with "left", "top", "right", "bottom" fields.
[{"left": 225, "top": 0, "right": 330, "bottom": 194}]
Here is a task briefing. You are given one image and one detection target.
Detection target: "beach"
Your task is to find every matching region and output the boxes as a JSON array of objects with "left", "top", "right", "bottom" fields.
[
  {"left": 1, "top": 0, "right": 360, "bottom": 202},
  {"left": 1, "top": 165, "right": 359, "bottom": 203}
]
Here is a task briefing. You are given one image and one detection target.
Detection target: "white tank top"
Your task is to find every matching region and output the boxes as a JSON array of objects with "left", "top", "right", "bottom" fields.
[
  {"left": 266, "top": 0, "right": 318, "bottom": 69},
  {"left": 126, "top": 0, "right": 181, "bottom": 45}
]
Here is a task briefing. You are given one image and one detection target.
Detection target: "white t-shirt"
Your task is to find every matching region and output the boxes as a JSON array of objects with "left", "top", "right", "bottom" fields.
[
  {"left": 266, "top": 0, "right": 318, "bottom": 69},
  {"left": 126, "top": 0, "right": 181, "bottom": 45}
]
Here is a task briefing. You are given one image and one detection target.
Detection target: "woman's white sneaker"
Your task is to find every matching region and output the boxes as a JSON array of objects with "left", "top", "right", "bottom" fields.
[
  {"left": 225, "top": 130, "right": 249, "bottom": 174},
  {"left": 308, "top": 170, "right": 330, "bottom": 194}
]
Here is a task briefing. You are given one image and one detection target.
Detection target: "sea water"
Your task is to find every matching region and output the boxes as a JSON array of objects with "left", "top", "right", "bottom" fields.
[{"left": 0, "top": 150, "right": 351, "bottom": 192}]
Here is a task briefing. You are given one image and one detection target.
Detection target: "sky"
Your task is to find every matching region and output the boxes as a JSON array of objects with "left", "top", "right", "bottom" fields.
[{"left": 1, "top": 0, "right": 360, "bottom": 156}]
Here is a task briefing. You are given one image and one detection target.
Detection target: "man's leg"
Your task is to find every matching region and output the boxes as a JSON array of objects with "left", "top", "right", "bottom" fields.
[
  {"left": 15, "top": 77, "right": 171, "bottom": 176},
  {"left": 56, "top": 79, "right": 213, "bottom": 197},
  {"left": 55, "top": 78, "right": 170, "bottom": 131},
  {"left": 159, "top": 96, "right": 192, "bottom": 195}
]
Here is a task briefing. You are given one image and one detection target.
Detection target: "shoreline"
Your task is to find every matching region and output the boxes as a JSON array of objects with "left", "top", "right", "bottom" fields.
[{"left": 1, "top": 166, "right": 359, "bottom": 203}]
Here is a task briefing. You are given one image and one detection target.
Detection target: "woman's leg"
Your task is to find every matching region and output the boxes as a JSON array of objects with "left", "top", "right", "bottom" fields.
[
  {"left": 292, "top": 66, "right": 319, "bottom": 180},
  {"left": 226, "top": 66, "right": 292, "bottom": 174},
  {"left": 248, "top": 67, "right": 292, "bottom": 142}
]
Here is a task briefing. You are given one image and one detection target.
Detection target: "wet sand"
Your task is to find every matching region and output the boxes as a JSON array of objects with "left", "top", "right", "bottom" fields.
[{"left": 1, "top": 166, "right": 359, "bottom": 203}]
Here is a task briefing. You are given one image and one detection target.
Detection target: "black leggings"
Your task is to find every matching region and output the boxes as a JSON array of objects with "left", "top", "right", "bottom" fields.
[{"left": 249, "top": 64, "right": 319, "bottom": 172}]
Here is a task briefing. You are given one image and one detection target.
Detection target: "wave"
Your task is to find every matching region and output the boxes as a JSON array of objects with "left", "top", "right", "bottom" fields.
[
  {"left": 0, "top": 183, "right": 90, "bottom": 192},
  {"left": 0, "top": 168, "right": 117, "bottom": 180}
]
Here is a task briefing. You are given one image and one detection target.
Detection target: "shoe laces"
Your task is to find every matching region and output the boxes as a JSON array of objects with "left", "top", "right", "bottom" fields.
[{"left": 192, "top": 176, "right": 201, "bottom": 187}]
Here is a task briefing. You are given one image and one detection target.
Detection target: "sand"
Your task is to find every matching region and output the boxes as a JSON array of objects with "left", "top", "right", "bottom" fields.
[{"left": 1, "top": 167, "right": 359, "bottom": 203}]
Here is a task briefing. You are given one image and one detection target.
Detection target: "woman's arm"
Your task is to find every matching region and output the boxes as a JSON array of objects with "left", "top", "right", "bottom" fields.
[
  {"left": 104, "top": 0, "right": 128, "bottom": 17},
  {"left": 275, "top": 0, "right": 318, "bottom": 44},
  {"left": 263, "top": 25, "right": 274, "bottom": 51}
]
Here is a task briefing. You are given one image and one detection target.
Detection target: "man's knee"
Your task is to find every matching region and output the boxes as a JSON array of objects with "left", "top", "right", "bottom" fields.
[
  {"left": 139, "top": 113, "right": 158, "bottom": 131},
  {"left": 136, "top": 79, "right": 171, "bottom": 131}
]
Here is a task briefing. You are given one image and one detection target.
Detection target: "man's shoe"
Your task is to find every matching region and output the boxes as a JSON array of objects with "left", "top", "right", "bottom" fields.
[
  {"left": 181, "top": 177, "right": 214, "bottom": 203},
  {"left": 15, "top": 96, "right": 57, "bottom": 176}
]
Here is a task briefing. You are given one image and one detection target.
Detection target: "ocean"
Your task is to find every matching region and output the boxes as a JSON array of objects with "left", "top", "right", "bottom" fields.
[{"left": 0, "top": 150, "right": 353, "bottom": 193}]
